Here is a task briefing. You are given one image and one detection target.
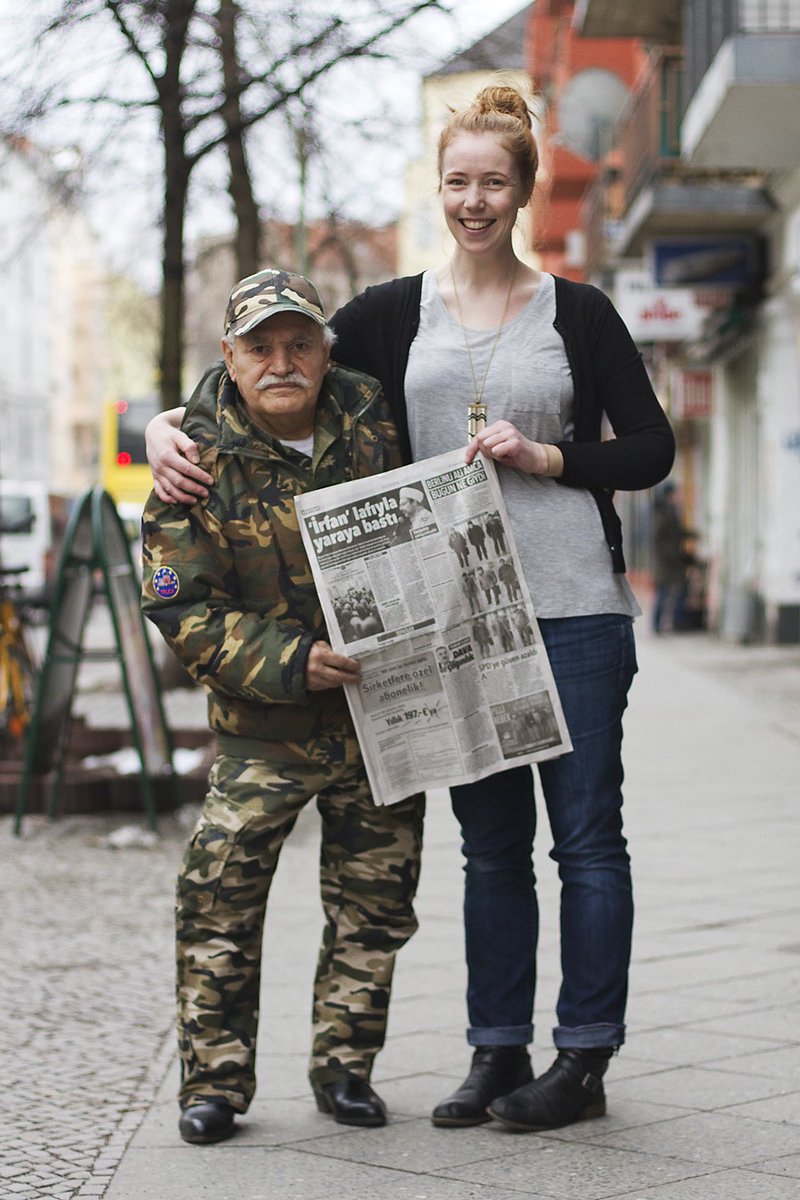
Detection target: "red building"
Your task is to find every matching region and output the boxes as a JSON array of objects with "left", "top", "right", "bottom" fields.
[{"left": 527, "top": 1, "right": 644, "bottom": 280}]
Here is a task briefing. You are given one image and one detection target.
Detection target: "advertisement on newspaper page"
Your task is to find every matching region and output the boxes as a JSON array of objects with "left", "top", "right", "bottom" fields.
[{"left": 295, "top": 449, "right": 571, "bottom": 805}]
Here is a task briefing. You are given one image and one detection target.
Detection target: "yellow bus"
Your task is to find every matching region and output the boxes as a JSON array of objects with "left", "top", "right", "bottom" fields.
[{"left": 100, "top": 397, "right": 160, "bottom": 516}]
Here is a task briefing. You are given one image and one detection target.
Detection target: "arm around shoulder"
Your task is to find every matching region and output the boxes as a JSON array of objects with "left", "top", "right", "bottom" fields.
[{"left": 145, "top": 364, "right": 226, "bottom": 503}]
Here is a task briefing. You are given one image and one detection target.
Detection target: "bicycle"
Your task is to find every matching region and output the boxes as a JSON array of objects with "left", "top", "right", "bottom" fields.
[{"left": 0, "top": 564, "right": 39, "bottom": 752}]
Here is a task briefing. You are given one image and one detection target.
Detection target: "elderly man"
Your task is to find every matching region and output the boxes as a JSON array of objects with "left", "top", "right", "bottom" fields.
[{"left": 142, "top": 270, "right": 424, "bottom": 1145}]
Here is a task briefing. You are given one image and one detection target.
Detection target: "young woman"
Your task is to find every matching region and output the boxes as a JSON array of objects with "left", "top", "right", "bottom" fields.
[{"left": 147, "top": 85, "right": 674, "bottom": 1132}]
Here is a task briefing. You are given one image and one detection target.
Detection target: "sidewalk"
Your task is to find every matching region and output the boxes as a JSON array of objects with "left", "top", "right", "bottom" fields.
[{"left": 3, "top": 627, "right": 800, "bottom": 1199}]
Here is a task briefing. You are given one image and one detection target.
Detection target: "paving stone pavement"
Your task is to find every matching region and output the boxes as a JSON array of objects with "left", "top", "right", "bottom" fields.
[
  {"left": 1, "top": 813, "right": 182, "bottom": 1199},
  {"left": 2, "top": 624, "right": 800, "bottom": 1199}
]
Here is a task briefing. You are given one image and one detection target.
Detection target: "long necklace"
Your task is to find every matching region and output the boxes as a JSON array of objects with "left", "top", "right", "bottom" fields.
[{"left": 450, "top": 263, "right": 517, "bottom": 440}]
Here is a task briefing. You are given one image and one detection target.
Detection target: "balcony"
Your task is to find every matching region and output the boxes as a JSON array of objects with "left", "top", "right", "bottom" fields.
[
  {"left": 582, "top": 47, "right": 774, "bottom": 272},
  {"left": 616, "top": 49, "right": 683, "bottom": 212},
  {"left": 581, "top": 172, "right": 612, "bottom": 280},
  {"left": 682, "top": 0, "right": 800, "bottom": 168},
  {"left": 574, "top": 0, "right": 681, "bottom": 43}
]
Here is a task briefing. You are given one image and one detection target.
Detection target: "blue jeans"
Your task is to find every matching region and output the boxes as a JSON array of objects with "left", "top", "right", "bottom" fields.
[
  {"left": 653, "top": 582, "right": 687, "bottom": 633},
  {"left": 450, "top": 614, "right": 637, "bottom": 1052}
]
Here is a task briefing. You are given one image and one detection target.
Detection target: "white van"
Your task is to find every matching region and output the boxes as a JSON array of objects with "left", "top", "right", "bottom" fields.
[{"left": 0, "top": 481, "right": 51, "bottom": 593}]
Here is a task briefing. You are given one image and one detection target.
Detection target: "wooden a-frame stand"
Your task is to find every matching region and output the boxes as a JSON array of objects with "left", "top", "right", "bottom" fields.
[{"left": 14, "top": 487, "right": 179, "bottom": 835}]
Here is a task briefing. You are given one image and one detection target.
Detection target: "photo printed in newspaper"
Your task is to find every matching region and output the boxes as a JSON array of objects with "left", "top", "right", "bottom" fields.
[{"left": 295, "top": 448, "right": 572, "bottom": 805}]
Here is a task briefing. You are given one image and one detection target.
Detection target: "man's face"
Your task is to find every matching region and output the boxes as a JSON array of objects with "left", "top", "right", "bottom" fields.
[{"left": 221, "top": 311, "right": 330, "bottom": 439}]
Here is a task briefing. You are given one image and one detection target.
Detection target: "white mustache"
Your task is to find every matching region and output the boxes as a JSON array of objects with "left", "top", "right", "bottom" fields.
[{"left": 255, "top": 371, "right": 312, "bottom": 390}]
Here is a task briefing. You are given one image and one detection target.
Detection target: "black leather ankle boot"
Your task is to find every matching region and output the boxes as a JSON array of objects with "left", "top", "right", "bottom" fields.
[
  {"left": 178, "top": 1100, "right": 237, "bottom": 1144},
  {"left": 487, "top": 1048, "right": 613, "bottom": 1131},
  {"left": 312, "top": 1074, "right": 387, "bottom": 1127},
  {"left": 431, "top": 1046, "right": 533, "bottom": 1127}
]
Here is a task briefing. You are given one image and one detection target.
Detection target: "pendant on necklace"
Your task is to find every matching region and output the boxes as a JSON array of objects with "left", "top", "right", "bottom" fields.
[
  {"left": 468, "top": 400, "right": 487, "bottom": 440},
  {"left": 452, "top": 263, "right": 517, "bottom": 444}
]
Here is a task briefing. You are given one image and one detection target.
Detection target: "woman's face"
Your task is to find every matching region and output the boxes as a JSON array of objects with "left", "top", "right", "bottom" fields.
[{"left": 440, "top": 131, "right": 528, "bottom": 258}]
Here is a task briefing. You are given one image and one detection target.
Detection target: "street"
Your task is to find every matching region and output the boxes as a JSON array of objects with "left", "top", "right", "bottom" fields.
[{"left": 2, "top": 624, "right": 800, "bottom": 1200}]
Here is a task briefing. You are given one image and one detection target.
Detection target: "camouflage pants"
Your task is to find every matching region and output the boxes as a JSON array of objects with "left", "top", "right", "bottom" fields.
[{"left": 176, "top": 734, "right": 424, "bottom": 1112}]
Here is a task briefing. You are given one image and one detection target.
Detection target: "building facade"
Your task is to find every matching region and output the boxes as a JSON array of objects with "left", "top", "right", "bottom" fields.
[
  {"left": 527, "top": 0, "right": 644, "bottom": 280},
  {"left": 575, "top": 0, "right": 800, "bottom": 642},
  {"left": 0, "top": 135, "right": 108, "bottom": 500},
  {"left": 0, "top": 136, "right": 51, "bottom": 488}
]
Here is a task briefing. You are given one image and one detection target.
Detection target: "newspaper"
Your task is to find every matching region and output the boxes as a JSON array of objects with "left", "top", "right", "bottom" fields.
[{"left": 295, "top": 449, "right": 572, "bottom": 805}]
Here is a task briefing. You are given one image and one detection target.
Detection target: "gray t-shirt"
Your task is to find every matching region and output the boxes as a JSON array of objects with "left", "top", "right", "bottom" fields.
[{"left": 404, "top": 271, "right": 639, "bottom": 619}]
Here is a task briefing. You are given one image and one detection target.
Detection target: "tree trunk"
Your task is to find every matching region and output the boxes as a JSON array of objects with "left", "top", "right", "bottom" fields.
[
  {"left": 313, "top": 216, "right": 359, "bottom": 296},
  {"left": 160, "top": 129, "right": 189, "bottom": 410},
  {"left": 218, "top": 0, "right": 261, "bottom": 280},
  {"left": 291, "top": 105, "right": 313, "bottom": 275},
  {"left": 157, "top": 0, "right": 196, "bottom": 410}
]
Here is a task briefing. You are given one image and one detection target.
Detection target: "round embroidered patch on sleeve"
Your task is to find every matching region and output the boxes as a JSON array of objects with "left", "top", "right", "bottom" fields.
[{"left": 152, "top": 565, "right": 180, "bottom": 599}]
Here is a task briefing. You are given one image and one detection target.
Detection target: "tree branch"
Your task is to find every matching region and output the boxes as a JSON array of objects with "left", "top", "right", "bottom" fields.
[
  {"left": 185, "top": 0, "right": 444, "bottom": 165},
  {"left": 103, "top": 0, "right": 161, "bottom": 91}
]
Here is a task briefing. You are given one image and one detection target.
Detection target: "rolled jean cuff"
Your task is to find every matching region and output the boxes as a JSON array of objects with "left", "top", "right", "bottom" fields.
[
  {"left": 553, "top": 1022, "right": 624, "bottom": 1050},
  {"left": 467, "top": 1024, "right": 533, "bottom": 1047}
]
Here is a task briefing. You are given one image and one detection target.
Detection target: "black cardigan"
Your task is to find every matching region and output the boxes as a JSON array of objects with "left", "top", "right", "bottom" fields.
[{"left": 330, "top": 273, "right": 675, "bottom": 573}]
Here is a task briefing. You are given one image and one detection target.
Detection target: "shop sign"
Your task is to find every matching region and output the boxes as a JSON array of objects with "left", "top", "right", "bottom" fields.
[
  {"left": 651, "top": 237, "right": 760, "bottom": 288},
  {"left": 671, "top": 369, "right": 714, "bottom": 420},
  {"left": 615, "top": 271, "right": 707, "bottom": 342}
]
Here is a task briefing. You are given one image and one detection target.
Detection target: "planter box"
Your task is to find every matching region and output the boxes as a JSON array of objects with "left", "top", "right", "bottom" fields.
[{"left": 1, "top": 719, "right": 214, "bottom": 817}]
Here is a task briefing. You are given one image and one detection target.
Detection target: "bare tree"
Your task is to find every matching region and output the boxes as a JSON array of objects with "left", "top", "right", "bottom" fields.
[
  {"left": 217, "top": 0, "right": 261, "bottom": 279},
  {"left": 7, "top": 0, "right": 445, "bottom": 407}
]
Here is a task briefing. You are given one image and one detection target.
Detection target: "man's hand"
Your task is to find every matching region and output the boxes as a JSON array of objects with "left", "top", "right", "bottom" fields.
[
  {"left": 145, "top": 408, "right": 215, "bottom": 504},
  {"left": 305, "top": 640, "right": 361, "bottom": 691}
]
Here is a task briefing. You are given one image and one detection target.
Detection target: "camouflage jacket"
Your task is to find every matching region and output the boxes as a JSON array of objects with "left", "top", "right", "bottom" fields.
[{"left": 142, "top": 362, "right": 401, "bottom": 750}]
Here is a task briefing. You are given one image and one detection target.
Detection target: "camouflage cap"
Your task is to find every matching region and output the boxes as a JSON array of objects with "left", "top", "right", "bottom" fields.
[{"left": 224, "top": 268, "right": 326, "bottom": 337}]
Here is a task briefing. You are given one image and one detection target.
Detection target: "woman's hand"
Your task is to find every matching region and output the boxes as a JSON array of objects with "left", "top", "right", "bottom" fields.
[
  {"left": 305, "top": 640, "right": 361, "bottom": 691},
  {"left": 465, "top": 420, "right": 563, "bottom": 477},
  {"left": 145, "top": 407, "right": 214, "bottom": 504}
]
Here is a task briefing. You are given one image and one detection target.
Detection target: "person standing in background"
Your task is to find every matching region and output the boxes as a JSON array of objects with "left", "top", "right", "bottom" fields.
[{"left": 652, "top": 481, "right": 692, "bottom": 634}]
